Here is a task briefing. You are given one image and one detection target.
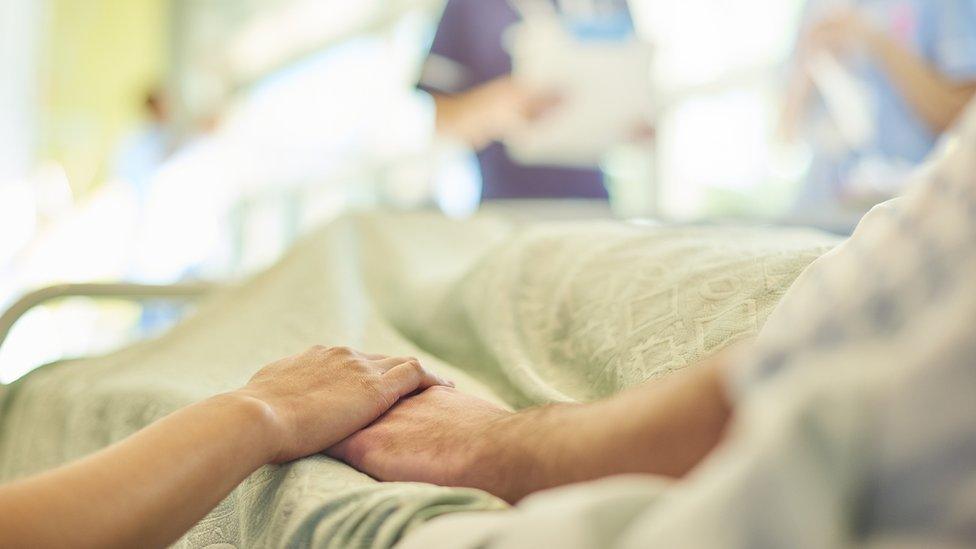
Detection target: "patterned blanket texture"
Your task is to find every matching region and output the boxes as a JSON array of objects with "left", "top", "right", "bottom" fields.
[{"left": 0, "top": 212, "right": 837, "bottom": 548}]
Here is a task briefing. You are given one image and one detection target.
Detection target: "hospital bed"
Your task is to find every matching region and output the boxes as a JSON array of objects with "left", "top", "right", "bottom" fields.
[
  {"left": 0, "top": 202, "right": 605, "bottom": 378},
  {"left": 0, "top": 210, "right": 839, "bottom": 548}
]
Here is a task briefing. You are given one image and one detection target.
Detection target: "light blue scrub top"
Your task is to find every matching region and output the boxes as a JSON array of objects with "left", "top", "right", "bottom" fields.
[{"left": 799, "top": 0, "right": 976, "bottom": 220}]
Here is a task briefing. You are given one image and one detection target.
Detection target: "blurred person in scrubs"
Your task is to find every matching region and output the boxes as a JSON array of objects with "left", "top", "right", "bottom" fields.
[
  {"left": 781, "top": 0, "right": 976, "bottom": 230},
  {"left": 418, "top": 0, "right": 636, "bottom": 203},
  {"left": 112, "top": 88, "right": 176, "bottom": 205},
  {"left": 113, "top": 87, "right": 187, "bottom": 333}
]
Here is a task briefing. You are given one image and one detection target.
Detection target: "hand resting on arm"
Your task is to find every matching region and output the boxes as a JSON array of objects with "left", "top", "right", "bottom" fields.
[
  {"left": 0, "top": 346, "right": 451, "bottom": 549},
  {"left": 330, "top": 356, "right": 732, "bottom": 503}
]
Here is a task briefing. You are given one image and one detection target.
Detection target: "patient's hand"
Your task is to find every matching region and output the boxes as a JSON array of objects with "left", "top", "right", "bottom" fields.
[
  {"left": 236, "top": 346, "right": 453, "bottom": 464},
  {"left": 329, "top": 387, "right": 513, "bottom": 491},
  {"left": 332, "top": 360, "right": 733, "bottom": 503}
]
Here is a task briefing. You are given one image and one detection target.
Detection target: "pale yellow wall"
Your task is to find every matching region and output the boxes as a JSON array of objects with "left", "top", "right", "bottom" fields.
[{"left": 40, "top": 0, "right": 168, "bottom": 194}]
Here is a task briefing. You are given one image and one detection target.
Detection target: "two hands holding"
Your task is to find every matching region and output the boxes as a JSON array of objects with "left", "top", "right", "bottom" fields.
[
  {"left": 236, "top": 346, "right": 518, "bottom": 494},
  {"left": 240, "top": 346, "right": 521, "bottom": 498},
  {"left": 236, "top": 345, "right": 456, "bottom": 465},
  {"left": 0, "top": 344, "right": 730, "bottom": 548},
  {"left": 246, "top": 345, "right": 731, "bottom": 504}
]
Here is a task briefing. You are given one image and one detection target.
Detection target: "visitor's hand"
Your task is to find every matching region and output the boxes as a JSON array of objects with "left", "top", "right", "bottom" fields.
[
  {"left": 328, "top": 386, "right": 515, "bottom": 494},
  {"left": 434, "top": 76, "right": 561, "bottom": 150},
  {"left": 235, "top": 346, "right": 453, "bottom": 464}
]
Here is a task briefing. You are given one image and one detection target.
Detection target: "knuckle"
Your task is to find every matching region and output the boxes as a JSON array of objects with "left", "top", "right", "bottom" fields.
[
  {"left": 330, "top": 346, "right": 354, "bottom": 357},
  {"left": 308, "top": 344, "right": 329, "bottom": 354}
]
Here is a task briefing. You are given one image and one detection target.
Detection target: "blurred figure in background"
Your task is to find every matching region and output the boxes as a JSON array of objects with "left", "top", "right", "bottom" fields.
[
  {"left": 112, "top": 87, "right": 176, "bottom": 206},
  {"left": 419, "top": 0, "right": 631, "bottom": 203},
  {"left": 112, "top": 87, "right": 192, "bottom": 334},
  {"left": 781, "top": 0, "right": 976, "bottom": 230}
]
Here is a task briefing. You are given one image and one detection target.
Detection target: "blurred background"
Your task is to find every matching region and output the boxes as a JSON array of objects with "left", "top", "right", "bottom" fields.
[{"left": 1, "top": 0, "right": 971, "bottom": 380}]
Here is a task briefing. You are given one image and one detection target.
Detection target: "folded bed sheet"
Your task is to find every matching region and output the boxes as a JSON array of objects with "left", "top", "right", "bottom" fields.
[{"left": 0, "top": 212, "right": 838, "bottom": 548}]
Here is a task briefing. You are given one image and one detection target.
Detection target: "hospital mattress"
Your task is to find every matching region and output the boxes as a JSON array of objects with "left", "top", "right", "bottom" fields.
[{"left": 0, "top": 212, "right": 838, "bottom": 548}]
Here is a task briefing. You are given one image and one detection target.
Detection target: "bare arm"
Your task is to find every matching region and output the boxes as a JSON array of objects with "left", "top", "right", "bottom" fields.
[
  {"left": 778, "top": 67, "right": 816, "bottom": 142},
  {"left": 0, "top": 393, "right": 276, "bottom": 548},
  {"left": 331, "top": 358, "right": 732, "bottom": 503},
  {"left": 866, "top": 30, "right": 976, "bottom": 134},
  {"left": 803, "top": 9, "right": 976, "bottom": 135},
  {"left": 0, "top": 346, "right": 451, "bottom": 548},
  {"left": 473, "top": 359, "right": 731, "bottom": 502}
]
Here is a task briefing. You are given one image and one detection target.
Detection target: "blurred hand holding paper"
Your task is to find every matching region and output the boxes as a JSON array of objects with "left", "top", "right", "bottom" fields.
[{"left": 505, "top": 2, "right": 654, "bottom": 168}]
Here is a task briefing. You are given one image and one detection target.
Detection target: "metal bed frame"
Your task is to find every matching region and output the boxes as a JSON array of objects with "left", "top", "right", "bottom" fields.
[{"left": 0, "top": 282, "right": 217, "bottom": 362}]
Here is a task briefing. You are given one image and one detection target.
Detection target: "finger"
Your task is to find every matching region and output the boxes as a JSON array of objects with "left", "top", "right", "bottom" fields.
[
  {"left": 340, "top": 347, "right": 386, "bottom": 361},
  {"left": 382, "top": 361, "right": 454, "bottom": 399},
  {"left": 372, "top": 356, "right": 421, "bottom": 372}
]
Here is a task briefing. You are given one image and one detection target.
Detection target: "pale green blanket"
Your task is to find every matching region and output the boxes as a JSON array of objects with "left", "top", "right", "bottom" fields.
[{"left": 0, "top": 213, "right": 837, "bottom": 548}]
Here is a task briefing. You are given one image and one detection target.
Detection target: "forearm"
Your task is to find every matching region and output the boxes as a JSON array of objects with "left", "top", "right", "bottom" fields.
[
  {"left": 0, "top": 392, "right": 277, "bottom": 549},
  {"left": 473, "top": 360, "right": 732, "bottom": 502},
  {"left": 780, "top": 68, "right": 815, "bottom": 141},
  {"left": 431, "top": 92, "right": 461, "bottom": 135},
  {"left": 868, "top": 31, "right": 976, "bottom": 133}
]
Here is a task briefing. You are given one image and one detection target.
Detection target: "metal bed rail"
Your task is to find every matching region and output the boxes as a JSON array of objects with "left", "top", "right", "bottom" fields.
[{"left": 0, "top": 282, "right": 217, "bottom": 360}]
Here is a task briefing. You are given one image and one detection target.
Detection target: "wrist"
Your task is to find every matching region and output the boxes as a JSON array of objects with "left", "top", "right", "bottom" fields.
[
  {"left": 465, "top": 413, "right": 536, "bottom": 502},
  {"left": 467, "top": 404, "right": 585, "bottom": 503},
  {"left": 212, "top": 391, "right": 284, "bottom": 466}
]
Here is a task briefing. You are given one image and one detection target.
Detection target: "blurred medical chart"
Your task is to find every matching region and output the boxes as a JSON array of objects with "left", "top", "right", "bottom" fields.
[{"left": 506, "top": 0, "right": 654, "bottom": 167}]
